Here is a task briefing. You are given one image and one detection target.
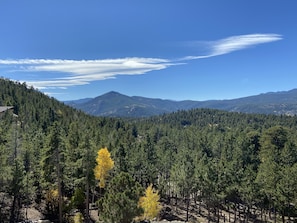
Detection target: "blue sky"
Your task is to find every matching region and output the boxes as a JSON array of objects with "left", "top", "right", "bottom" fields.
[{"left": 0, "top": 1, "right": 296, "bottom": 101}]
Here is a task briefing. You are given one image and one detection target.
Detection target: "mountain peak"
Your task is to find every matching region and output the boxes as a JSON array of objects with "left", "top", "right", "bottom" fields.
[
  {"left": 96, "top": 91, "right": 129, "bottom": 100},
  {"left": 68, "top": 89, "right": 297, "bottom": 117},
  {"left": 105, "top": 91, "right": 121, "bottom": 95}
]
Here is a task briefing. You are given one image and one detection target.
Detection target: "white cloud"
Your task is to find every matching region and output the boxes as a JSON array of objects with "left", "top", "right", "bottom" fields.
[
  {"left": 211, "top": 33, "right": 282, "bottom": 55},
  {"left": 182, "top": 33, "right": 282, "bottom": 60},
  {"left": 0, "top": 57, "right": 176, "bottom": 89},
  {"left": 0, "top": 33, "right": 282, "bottom": 90}
]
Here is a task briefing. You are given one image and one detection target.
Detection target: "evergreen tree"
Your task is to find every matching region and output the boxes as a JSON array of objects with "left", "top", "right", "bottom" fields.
[
  {"left": 256, "top": 126, "right": 291, "bottom": 222},
  {"left": 170, "top": 147, "right": 196, "bottom": 222},
  {"left": 42, "top": 121, "right": 64, "bottom": 223},
  {"left": 64, "top": 121, "right": 82, "bottom": 194},
  {"left": 98, "top": 172, "right": 143, "bottom": 223},
  {"left": 0, "top": 120, "right": 12, "bottom": 193},
  {"left": 81, "top": 133, "right": 96, "bottom": 222}
]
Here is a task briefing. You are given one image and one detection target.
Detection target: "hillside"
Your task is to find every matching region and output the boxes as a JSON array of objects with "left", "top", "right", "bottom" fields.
[
  {"left": 2, "top": 78, "right": 297, "bottom": 222},
  {"left": 66, "top": 89, "right": 297, "bottom": 117}
]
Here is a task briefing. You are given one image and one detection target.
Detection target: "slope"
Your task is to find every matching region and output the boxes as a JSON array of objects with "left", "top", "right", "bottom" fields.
[{"left": 67, "top": 89, "right": 297, "bottom": 117}]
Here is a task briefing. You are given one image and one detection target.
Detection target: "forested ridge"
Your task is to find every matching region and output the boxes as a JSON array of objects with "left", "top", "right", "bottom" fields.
[
  {"left": 1, "top": 78, "right": 297, "bottom": 223},
  {"left": 66, "top": 89, "right": 297, "bottom": 117}
]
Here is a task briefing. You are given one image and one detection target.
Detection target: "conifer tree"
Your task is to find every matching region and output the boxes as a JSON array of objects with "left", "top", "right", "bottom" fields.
[
  {"left": 98, "top": 172, "right": 143, "bottom": 223},
  {"left": 256, "top": 126, "right": 290, "bottom": 222},
  {"left": 81, "top": 133, "right": 95, "bottom": 222},
  {"left": 0, "top": 123, "right": 12, "bottom": 193},
  {"left": 42, "top": 121, "right": 64, "bottom": 223}
]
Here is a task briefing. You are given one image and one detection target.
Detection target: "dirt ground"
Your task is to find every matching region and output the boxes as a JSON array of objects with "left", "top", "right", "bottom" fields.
[
  {"left": 18, "top": 201, "right": 288, "bottom": 223},
  {"left": 20, "top": 206, "right": 44, "bottom": 221}
]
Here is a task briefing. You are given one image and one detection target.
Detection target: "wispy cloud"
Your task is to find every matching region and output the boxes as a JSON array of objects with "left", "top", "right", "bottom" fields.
[
  {"left": 0, "top": 58, "right": 176, "bottom": 89},
  {"left": 182, "top": 33, "right": 282, "bottom": 60},
  {"left": 0, "top": 33, "right": 282, "bottom": 90}
]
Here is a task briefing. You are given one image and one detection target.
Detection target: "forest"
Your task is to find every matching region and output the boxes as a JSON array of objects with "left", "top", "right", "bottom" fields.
[{"left": 1, "top": 78, "right": 297, "bottom": 223}]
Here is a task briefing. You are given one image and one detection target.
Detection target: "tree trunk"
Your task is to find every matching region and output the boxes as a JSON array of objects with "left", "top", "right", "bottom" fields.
[
  {"left": 10, "top": 194, "right": 21, "bottom": 223},
  {"left": 186, "top": 196, "right": 189, "bottom": 222},
  {"left": 217, "top": 207, "right": 220, "bottom": 223},
  {"left": 0, "top": 205, "right": 2, "bottom": 222},
  {"left": 57, "top": 148, "right": 63, "bottom": 223},
  {"left": 207, "top": 194, "right": 211, "bottom": 223},
  {"left": 85, "top": 146, "right": 90, "bottom": 223},
  {"left": 9, "top": 195, "right": 16, "bottom": 223},
  {"left": 234, "top": 203, "right": 237, "bottom": 223},
  {"left": 246, "top": 205, "right": 250, "bottom": 223},
  {"left": 274, "top": 206, "right": 276, "bottom": 223},
  {"left": 228, "top": 206, "right": 231, "bottom": 223},
  {"left": 288, "top": 205, "right": 291, "bottom": 223},
  {"left": 207, "top": 201, "right": 211, "bottom": 223},
  {"left": 175, "top": 193, "right": 178, "bottom": 212},
  {"left": 85, "top": 176, "right": 90, "bottom": 222}
]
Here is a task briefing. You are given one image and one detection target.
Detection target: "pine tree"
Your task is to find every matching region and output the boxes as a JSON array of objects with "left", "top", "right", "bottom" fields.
[
  {"left": 256, "top": 126, "right": 290, "bottom": 222},
  {"left": 0, "top": 121, "right": 12, "bottom": 193},
  {"left": 98, "top": 172, "right": 143, "bottom": 223},
  {"left": 81, "top": 133, "right": 95, "bottom": 222},
  {"left": 42, "top": 121, "right": 64, "bottom": 223}
]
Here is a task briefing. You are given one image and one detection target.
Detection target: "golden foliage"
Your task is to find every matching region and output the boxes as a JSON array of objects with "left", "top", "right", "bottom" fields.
[
  {"left": 139, "top": 184, "right": 161, "bottom": 220},
  {"left": 73, "top": 212, "right": 84, "bottom": 223},
  {"left": 45, "top": 188, "right": 59, "bottom": 205},
  {"left": 94, "top": 147, "right": 114, "bottom": 188},
  {"left": 45, "top": 188, "right": 59, "bottom": 214}
]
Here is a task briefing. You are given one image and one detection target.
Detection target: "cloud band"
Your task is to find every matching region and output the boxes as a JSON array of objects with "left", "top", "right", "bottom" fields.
[{"left": 0, "top": 33, "right": 282, "bottom": 91}]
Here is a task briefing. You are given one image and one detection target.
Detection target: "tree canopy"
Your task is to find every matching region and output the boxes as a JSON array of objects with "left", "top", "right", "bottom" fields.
[{"left": 1, "top": 78, "right": 297, "bottom": 222}]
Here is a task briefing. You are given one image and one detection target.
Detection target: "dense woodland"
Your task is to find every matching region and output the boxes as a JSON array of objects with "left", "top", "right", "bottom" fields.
[{"left": 1, "top": 78, "right": 297, "bottom": 223}]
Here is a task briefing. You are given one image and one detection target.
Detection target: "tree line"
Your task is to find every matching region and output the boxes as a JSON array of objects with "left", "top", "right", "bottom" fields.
[{"left": 1, "top": 78, "right": 297, "bottom": 222}]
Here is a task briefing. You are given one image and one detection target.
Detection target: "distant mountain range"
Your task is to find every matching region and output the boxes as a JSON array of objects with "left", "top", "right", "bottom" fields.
[{"left": 64, "top": 89, "right": 297, "bottom": 117}]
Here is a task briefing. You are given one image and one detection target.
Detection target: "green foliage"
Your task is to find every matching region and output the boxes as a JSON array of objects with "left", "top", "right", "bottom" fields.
[
  {"left": 70, "top": 188, "right": 85, "bottom": 211},
  {"left": 42, "top": 121, "right": 64, "bottom": 185},
  {"left": 0, "top": 126, "right": 12, "bottom": 191},
  {"left": 98, "top": 172, "right": 143, "bottom": 223},
  {"left": 256, "top": 126, "right": 297, "bottom": 219},
  {"left": 70, "top": 89, "right": 297, "bottom": 117},
  {"left": 2, "top": 78, "right": 297, "bottom": 221}
]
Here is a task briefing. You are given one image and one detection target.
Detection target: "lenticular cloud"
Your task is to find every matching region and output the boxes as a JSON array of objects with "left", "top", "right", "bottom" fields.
[
  {"left": 211, "top": 34, "right": 282, "bottom": 56},
  {"left": 0, "top": 57, "right": 175, "bottom": 89},
  {"left": 182, "top": 33, "right": 282, "bottom": 60},
  {"left": 0, "top": 33, "right": 282, "bottom": 90}
]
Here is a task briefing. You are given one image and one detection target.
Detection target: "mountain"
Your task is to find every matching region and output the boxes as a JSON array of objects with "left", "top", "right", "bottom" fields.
[
  {"left": 64, "top": 97, "right": 93, "bottom": 106},
  {"left": 65, "top": 91, "right": 183, "bottom": 117},
  {"left": 65, "top": 89, "right": 297, "bottom": 117},
  {"left": 2, "top": 78, "right": 297, "bottom": 222}
]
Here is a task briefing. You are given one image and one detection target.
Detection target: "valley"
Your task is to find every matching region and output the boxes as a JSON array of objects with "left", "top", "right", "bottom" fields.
[
  {"left": 65, "top": 89, "right": 297, "bottom": 117},
  {"left": 1, "top": 78, "right": 297, "bottom": 222}
]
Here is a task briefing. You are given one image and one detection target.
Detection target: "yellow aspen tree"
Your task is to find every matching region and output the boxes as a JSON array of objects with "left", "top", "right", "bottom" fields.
[
  {"left": 73, "top": 212, "right": 84, "bottom": 223},
  {"left": 45, "top": 189, "right": 59, "bottom": 216},
  {"left": 139, "top": 184, "right": 162, "bottom": 220},
  {"left": 94, "top": 147, "right": 114, "bottom": 188}
]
